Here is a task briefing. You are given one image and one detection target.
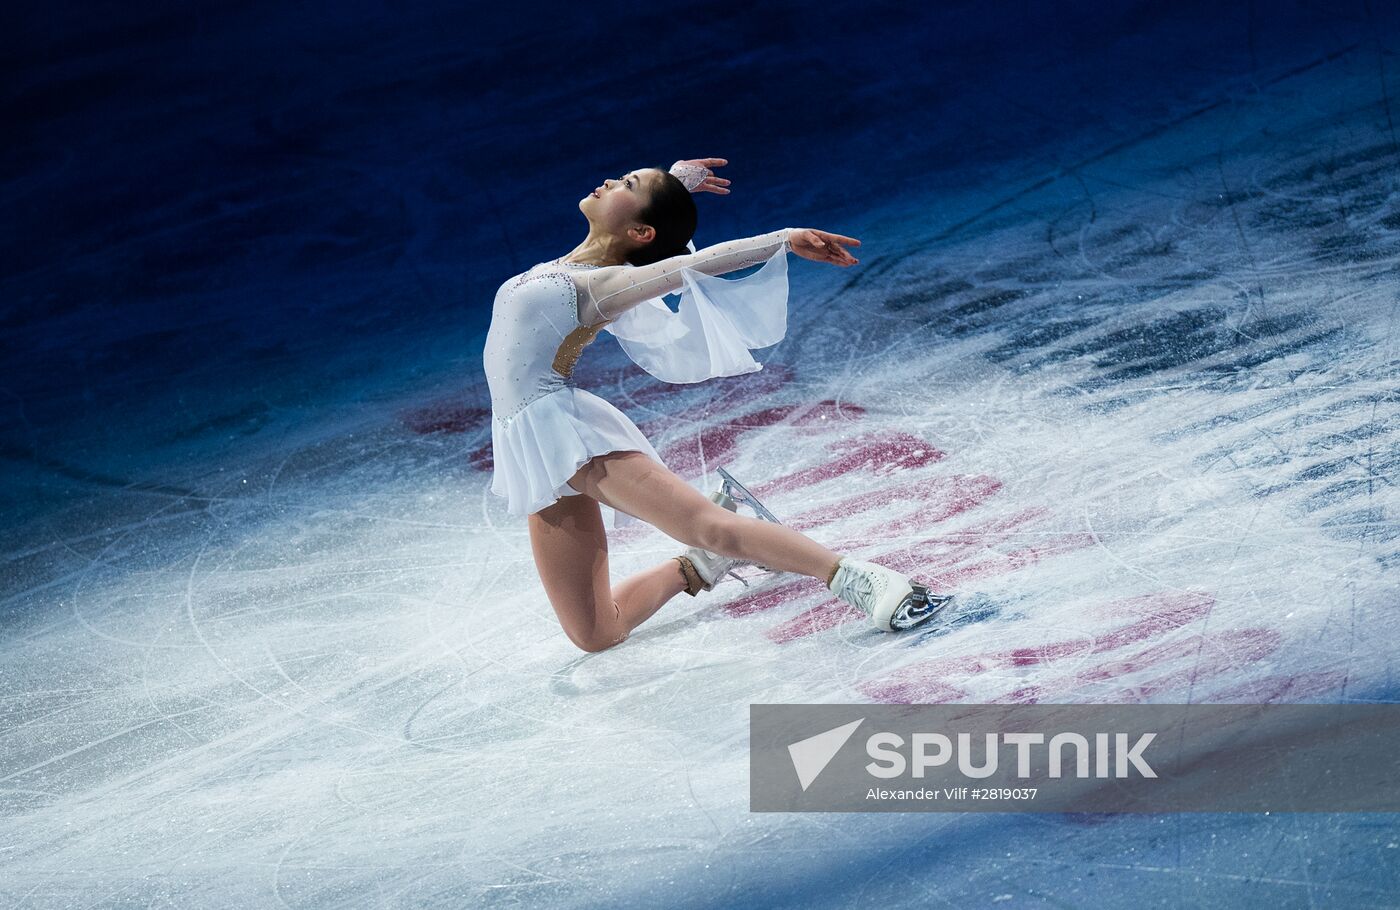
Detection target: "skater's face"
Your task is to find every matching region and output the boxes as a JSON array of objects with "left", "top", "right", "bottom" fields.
[{"left": 580, "top": 168, "right": 664, "bottom": 242}]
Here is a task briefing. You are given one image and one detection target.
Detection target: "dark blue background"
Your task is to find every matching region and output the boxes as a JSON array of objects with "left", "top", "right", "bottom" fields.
[{"left": 3, "top": 0, "right": 1395, "bottom": 500}]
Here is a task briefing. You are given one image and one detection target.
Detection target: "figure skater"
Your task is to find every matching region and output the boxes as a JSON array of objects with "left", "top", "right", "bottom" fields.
[{"left": 483, "top": 157, "right": 952, "bottom": 652}]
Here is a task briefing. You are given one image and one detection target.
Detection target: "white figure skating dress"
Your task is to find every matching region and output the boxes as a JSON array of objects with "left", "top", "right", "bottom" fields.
[{"left": 483, "top": 228, "right": 794, "bottom": 528}]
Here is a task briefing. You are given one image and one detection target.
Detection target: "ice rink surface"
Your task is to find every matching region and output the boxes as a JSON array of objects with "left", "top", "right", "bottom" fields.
[{"left": 3, "top": 1, "right": 1399, "bottom": 906}]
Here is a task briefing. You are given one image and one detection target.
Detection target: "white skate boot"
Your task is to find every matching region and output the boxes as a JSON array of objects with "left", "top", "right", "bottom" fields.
[
  {"left": 675, "top": 486, "right": 756, "bottom": 595},
  {"left": 827, "top": 557, "right": 953, "bottom": 632},
  {"left": 674, "top": 468, "right": 786, "bottom": 595}
]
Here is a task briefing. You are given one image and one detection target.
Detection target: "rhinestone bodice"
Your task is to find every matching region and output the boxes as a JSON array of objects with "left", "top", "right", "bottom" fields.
[
  {"left": 483, "top": 229, "right": 793, "bottom": 426},
  {"left": 483, "top": 259, "right": 601, "bottom": 426}
]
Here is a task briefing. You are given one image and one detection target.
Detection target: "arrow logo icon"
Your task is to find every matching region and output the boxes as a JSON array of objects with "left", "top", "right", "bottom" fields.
[{"left": 788, "top": 718, "right": 864, "bottom": 791}]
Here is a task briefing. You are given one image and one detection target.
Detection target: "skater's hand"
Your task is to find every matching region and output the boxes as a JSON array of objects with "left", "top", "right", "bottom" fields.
[
  {"left": 670, "top": 158, "right": 731, "bottom": 194},
  {"left": 789, "top": 228, "right": 861, "bottom": 266}
]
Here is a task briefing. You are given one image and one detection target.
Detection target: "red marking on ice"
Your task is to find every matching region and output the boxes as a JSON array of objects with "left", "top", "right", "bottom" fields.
[
  {"left": 1006, "top": 591, "right": 1212, "bottom": 664},
  {"left": 842, "top": 508, "right": 1052, "bottom": 576},
  {"left": 753, "top": 432, "right": 947, "bottom": 498},
  {"left": 863, "top": 667, "right": 969, "bottom": 704},
  {"left": 882, "top": 479, "right": 1001, "bottom": 535},
  {"left": 1203, "top": 670, "right": 1349, "bottom": 703},
  {"left": 649, "top": 400, "right": 863, "bottom": 476},
  {"left": 401, "top": 404, "right": 491, "bottom": 435},
  {"left": 920, "top": 531, "right": 1096, "bottom": 593},
  {"left": 1096, "top": 628, "right": 1284, "bottom": 703},
  {"left": 724, "top": 577, "right": 826, "bottom": 618},
  {"left": 858, "top": 591, "right": 1215, "bottom": 703},
  {"left": 765, "top": 603, "right": 868, "bottom": 640},
  {"left": 1003, "top": 626, "right": 1275, "bottom": 704},
  {"left": 781, "top": 474, "right": 1002, "bottom": 533}
]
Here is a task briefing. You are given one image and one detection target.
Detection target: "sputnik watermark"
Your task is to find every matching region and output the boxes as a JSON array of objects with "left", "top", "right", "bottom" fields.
[
  {"left": 787, "top": 718, "right": 863, "bottom": 791},
  {"left": 792, "top": 723, "right": 1154, "bottom": 805},
  {"left": 865, "top": 786, "right": 1040, "bottom": 802},
  {"left": 751, "top": 704, "right": 1400, "bottom": 812},
  {"left": 864, "top": 731, "right": 1156, "bottom": 779}
]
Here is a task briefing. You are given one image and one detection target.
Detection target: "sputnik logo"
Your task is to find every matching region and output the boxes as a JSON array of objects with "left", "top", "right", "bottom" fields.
[{"left": 788, "top": 718, "right": 864, "bottom": 791}]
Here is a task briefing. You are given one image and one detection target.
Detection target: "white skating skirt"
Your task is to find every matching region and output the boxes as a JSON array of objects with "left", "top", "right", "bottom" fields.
[{"left": 489, "top": 387, "right": 663, "bottom": 529}]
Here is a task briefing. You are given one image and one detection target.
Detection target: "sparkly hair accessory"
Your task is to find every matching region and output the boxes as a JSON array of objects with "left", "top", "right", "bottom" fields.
[{"left": 668, "top": 161, "right": 711, "bottom": 193}]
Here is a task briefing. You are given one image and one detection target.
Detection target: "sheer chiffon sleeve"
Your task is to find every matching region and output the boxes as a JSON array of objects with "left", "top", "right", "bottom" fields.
[
  {"left": 579, "top": 228, "right": 793, "bottom": 324},
  {"left": 583, "top": 229, "right": 794, "bottom": 384}
]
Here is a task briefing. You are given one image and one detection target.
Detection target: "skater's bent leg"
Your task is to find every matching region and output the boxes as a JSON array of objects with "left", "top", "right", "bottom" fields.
[
  {"left": 568, "top": 452, "right": 842, "bottom": 581},
  {"left": 527, "top": 493, "right": 686, "bottom": 652},
  {"left": 612, "top": 560, "right": 688, "bottom": 630},
  {"left": 527, "top": 494, "right": 618, "bottom": 651}
]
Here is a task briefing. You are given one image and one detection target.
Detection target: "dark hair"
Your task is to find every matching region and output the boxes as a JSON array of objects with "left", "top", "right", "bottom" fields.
[{"left": 626, "top": 167, "right": 698, "bottom": 266}]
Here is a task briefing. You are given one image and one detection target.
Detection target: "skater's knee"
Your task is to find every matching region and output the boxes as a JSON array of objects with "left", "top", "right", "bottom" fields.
[
  {"left": 569, "top": 627, "right": 627, "bottom": 653},
  {"left": 560, "top": 609, "right": 628, "bottom": 653},
  {"left": 570, "top": 633, "right": 611, "bottom": 653}
]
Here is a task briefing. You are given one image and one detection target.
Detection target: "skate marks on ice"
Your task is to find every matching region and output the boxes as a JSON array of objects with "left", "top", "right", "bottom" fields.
[
  {"left": 449, "top": 300, "right": 1386, "bottom": 713},
  {"left": 865, "top": 134, "right": 1395, "bottom": 425},
  {"left": 765, "top": 95, "right": 1396, "bottom": 689},
  {"left": 497, "top": 99, "right": 1397, "bottom": 708},
  {"left": 855, "top": 590, "right": 1352, "bottom": 705},
  {"left": 406, "top": 53, "right": 1399, "bottom": 703}
]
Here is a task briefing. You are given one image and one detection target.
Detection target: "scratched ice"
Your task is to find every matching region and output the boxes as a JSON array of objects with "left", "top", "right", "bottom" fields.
[{"left": 3, "top": 5, "right": 1399, "bottom": 909}]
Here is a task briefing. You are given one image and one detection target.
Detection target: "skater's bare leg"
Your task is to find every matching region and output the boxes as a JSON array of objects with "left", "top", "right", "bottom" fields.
[
  {"left": 527, "top": 492, "right": 687, "bottom": 652},
  {"left": 568, "top": 451, "right": 842, "bottom": 580}
]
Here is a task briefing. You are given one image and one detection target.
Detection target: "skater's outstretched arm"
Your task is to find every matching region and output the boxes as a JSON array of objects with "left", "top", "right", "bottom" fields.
[
  {"left": 579, "top": 229, "right": 790, "bottom": 325},
  {"left": 577, "top": 227, "right": 861, "bottom": 325}
]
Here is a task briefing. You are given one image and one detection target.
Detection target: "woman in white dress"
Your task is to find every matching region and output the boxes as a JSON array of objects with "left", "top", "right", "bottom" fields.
[{"left": 483, "top": 158, "right": 952, "bottom": 651}]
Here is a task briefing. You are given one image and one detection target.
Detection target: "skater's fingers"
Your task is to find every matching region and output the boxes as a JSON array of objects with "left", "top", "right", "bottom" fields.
[
  {"left": 821, "top": 232, "right": 861, "bottom": 246},
  {"left": 818, "top": 239, "right": 857, "bottom": 264},
  {"left": 698, "top": 158, "right": 728, "bottom": 168}
]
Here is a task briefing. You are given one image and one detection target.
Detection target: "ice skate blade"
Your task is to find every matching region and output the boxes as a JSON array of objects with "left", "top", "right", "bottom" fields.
[
  {"left": 715, "top": 467, "right": 782, "bottom": 578},
  {"left": 888, "top": 585, "right": 954, "bottom": 631},
  {"left": 716, "top": 467, "right": 782, "bottom": 525}
]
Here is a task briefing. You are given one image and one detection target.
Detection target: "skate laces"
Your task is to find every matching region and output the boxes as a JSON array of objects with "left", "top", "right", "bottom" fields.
[{"left": 833, "top": 560, "right": 879, "bottom": 612}]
